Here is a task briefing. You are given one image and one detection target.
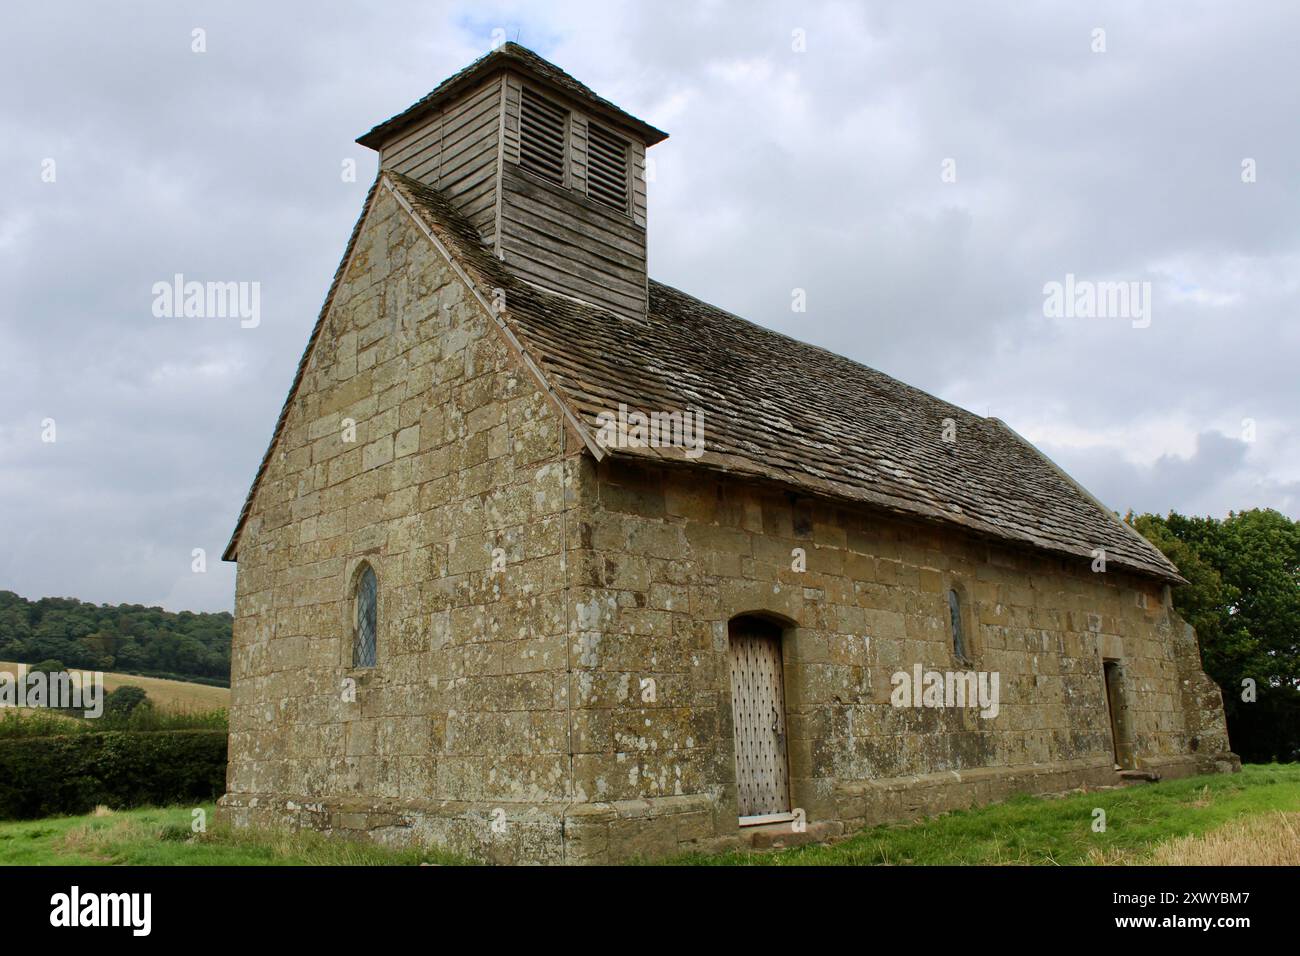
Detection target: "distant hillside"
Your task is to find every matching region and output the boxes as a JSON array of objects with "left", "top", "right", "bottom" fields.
[
  {"left": 0, "top": 662, "right": 230, "bottom": 712},
  {"left": 0, "top": 591, "right": 231, "bottom": 686}
]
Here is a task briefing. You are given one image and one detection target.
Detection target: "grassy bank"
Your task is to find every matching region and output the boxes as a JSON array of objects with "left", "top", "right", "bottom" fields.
[
  {"left": 672, "top": 763, "right": 1300, "bottom": 865},
  {"left": 2, "top": 764, "right": 1295, "bottom": 866},
  {"left": 0, "top": 805, "right": 471, "bottom": 866}
]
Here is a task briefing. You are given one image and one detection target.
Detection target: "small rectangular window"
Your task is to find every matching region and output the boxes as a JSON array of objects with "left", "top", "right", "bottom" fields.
[
  {"left": 520, "top": 87, "right": 568, "bottom": 185},
  {"left": 354, "top": 564, "right": 377, "bottom": 668},
  {"left": 586, "top": 121, "right": 629, "bottom": 212},
  {"left": 948, "top": 589, "right": 967, "bottom": 662}
]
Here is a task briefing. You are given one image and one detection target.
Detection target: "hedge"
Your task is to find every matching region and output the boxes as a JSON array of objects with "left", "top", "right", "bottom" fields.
[{"left": 0, "top": 730, "right": 227, "bottom": 820}]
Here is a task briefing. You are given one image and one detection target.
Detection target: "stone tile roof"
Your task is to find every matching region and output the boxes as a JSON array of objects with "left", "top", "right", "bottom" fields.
[
  {"left": 356, "top": 41, "right": 669, "bottom": 150},
  {"left": 225, "top": 169, "right": 1182, "bottom": 584},
  {"left": 385, "top": 172, "right": 1183, "bottom": 584}
]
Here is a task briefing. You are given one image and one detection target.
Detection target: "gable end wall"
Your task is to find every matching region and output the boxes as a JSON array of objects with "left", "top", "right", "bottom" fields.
[{"left": 218, "top": 186, "right": 583, "bottom": 863}]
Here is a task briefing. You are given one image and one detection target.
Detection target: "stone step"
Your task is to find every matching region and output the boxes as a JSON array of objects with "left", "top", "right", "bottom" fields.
[
  {"left": 744, "top": 819, "right": 843, "bottom": 850},
  {"left": 1118, "top": 769, "right": 1161, "bottom": 786}
]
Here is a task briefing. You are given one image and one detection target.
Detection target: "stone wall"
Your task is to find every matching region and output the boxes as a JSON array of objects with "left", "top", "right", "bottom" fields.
[{"left": 559, "top": 456, "right": 1236, "bottom": 859}]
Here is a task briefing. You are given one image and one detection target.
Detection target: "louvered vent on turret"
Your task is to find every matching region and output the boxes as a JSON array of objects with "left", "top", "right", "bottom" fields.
[
  {"left": 357, "top": 42, "right": 668, "bottom": 322},
  {"left": 586, "top": 122, "right": 629, "bottom": 212},
  {"left": 519, "top": 87, "right": 567, "bottom": 185}
]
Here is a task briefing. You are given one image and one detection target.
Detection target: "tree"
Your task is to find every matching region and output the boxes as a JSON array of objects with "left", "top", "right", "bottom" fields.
[
  {"left": 1131, "top": 509, "right": 1300, "bottom": 762},
  {"left": 103, "top": 685, "right": 151, "bottom": 719},
  {"left": 0, "top": 591, "right": 231, "bottom": 684}
]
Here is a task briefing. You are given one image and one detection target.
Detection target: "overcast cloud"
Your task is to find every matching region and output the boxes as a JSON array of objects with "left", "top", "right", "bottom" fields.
[{"left": 1, "top": 1, "right": 1297, "bottom": 612}]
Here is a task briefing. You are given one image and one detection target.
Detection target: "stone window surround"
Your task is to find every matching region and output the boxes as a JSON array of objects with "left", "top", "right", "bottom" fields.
[
  {"left": 341, "top": 554, "right": 385, "bottom": 672},
  {"left": 944, "top": 575, "right": 978, "bottom": 666}
]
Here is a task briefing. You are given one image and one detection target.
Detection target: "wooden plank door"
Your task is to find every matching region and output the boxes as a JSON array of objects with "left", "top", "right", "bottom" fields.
[{"left": 728, "top": 622, "right": 791, "bottom": 820}]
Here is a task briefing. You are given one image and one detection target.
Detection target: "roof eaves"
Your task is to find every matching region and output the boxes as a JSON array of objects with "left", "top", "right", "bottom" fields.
[
  {"left": 987, "top": 417, "right": 1186, "bottom": 584},
  {"left": 599, "top": 441, "right": 1183, "bottom": 585}
]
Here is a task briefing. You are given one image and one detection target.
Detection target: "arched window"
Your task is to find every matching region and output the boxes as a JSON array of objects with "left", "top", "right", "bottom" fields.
[
  {"left": 353, "top": 563, "right": 377, "bottom": 668},
  {"left": 948, "top": 588, "right": 967, "bottom": 661}
]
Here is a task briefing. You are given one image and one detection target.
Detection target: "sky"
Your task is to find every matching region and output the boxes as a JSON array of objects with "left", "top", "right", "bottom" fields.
[{"left": 1, "top": 0, "right": 1297, "bottom": 613}]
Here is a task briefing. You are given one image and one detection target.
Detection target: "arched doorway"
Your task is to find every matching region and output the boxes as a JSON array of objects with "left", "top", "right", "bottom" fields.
[
  {"left": 728, "top": 615, "right": 792, "bottom": 824},
  {"left": 1103, "top": 659, "right": 1135, "bottom": 770}
]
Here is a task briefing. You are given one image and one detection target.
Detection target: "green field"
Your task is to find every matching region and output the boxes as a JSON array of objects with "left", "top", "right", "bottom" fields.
[
  {"left": 3, "top": 764, "right": 1296, "bottom": 866},
  {"left": 0, "top": 806, "right": 471, "bottom": 866},
  {"left": 0, "top": 661, "right": 229, "bottom": 714}
]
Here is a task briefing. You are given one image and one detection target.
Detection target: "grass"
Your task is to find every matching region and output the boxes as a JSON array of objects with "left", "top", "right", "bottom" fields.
[
  {"left": 0, "top": 804, "right": 472, "bottom": 866},
  {"left": 1142, "top": 811, "right": 1300, "bottom": 865},
  {"left": 2, "top": 765, "right": 1295, "bottom": 866},
  {"left": 0, "top": 709, "right": 83, "bottom": 735},
  {"left": 0, "top": 661, "right": 230, "bottom": 713},
  {"left": 669, "top": 763, "right": 1300, "bottom": 865}
]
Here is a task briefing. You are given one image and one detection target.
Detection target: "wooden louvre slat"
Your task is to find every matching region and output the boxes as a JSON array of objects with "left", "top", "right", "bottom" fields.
[
  {"left": 520, "top": 87, "right": 567, "bottom": 185},
  {"left": 586, "top": 121, "right": 628, "bottom": 212}
]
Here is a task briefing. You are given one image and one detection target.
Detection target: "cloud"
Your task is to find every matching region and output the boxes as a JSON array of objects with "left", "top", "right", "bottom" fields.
[
  {"left": 1041, "top": 428, "right": 1300, "bottom": 528},
  {"left": 1, "top": 1, "right": 1296, "bottom": 612}
]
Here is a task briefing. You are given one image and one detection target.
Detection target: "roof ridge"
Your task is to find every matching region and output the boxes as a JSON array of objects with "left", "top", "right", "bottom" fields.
[{"left": 358, "top": 42, "right": 667, "bottom": 150}]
